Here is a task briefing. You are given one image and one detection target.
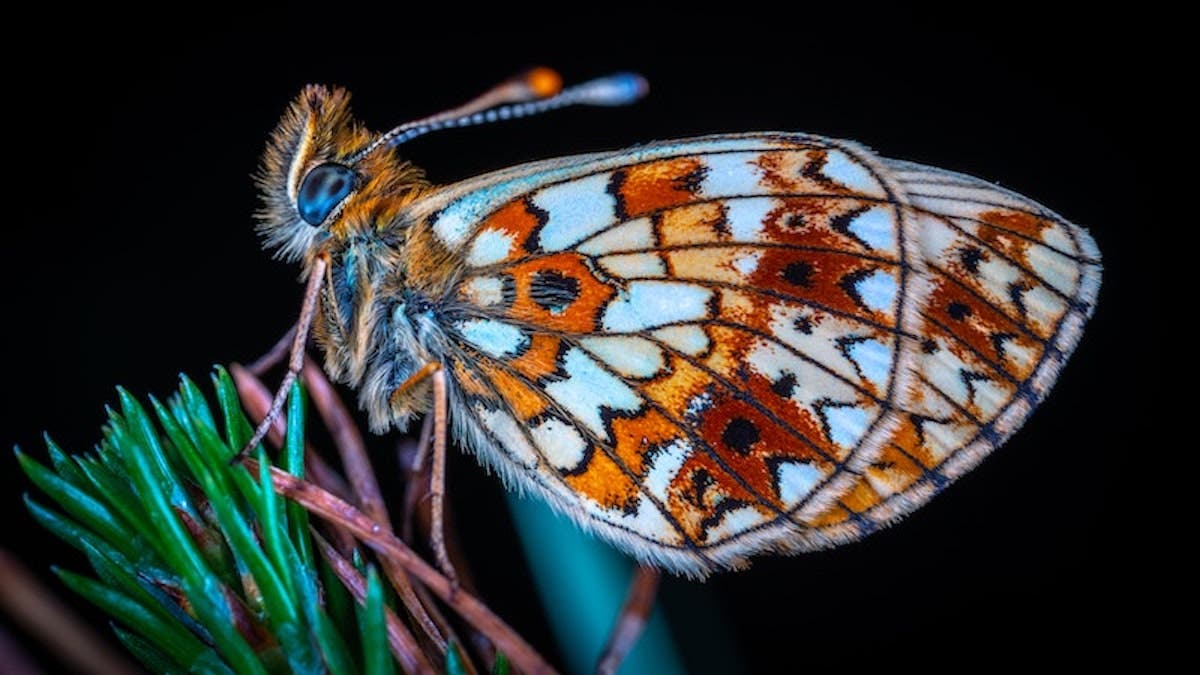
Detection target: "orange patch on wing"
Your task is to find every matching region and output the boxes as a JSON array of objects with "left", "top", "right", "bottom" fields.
[
  {"left": 807, "top": 502, "right": 853, "bottom": 527},
  {"left": 502, "top": 253, "right": 615, "bottom": 333},
  {"left": 474, "top": 362, "right": 547, "bottom": 420},
  {"left": 704, "top": 325, "right": 845, "bottom": 463},
  {"left": 667, "top": 451, "right": 769, "bottom": 542},
  {"left": 693, "top": 396, "right": 795, "bottom": 507},
  {"left": 750, "top": 248, "right": 893, "bottom": 320},
  {"left": 975, "top": 210, "right": 1050, "bottom": 268},
  {"left": 888, "top": 416, "right": 939, "bottom": 470},
  {"left": 765, "top": 197, "right": 901, "bottom": 259},
  {"left": 617, "top": 158, "right": 705, "bottom": 218},
  {"left": 474, "top": 199, "right": 542, "bottom": 264},
  {"left": 665, "top": 247, "right": 756, "bottom": 284},
  {"left": 926, "top": 278, "right": 1041, "bottom": 378},
  {"left": 452, "top": 360, "right": 494, "bottom": 399},
  {"left": 865, "top": 445, "right": 925, "bottom": 496},
  {"left": 640, "top": 355, "right": 713, "bottom": 413},
  {"left": 507, "top": 333, "right": 562, "bottom": 381},
  {"left": 657, "top": 202, "right": 726, "bottom": 246},
  {"left": 838, "top": 478, "right": 884, "bottom": 514},
  {"left": 610, "top": 409, "right": 680, "bottom": 477},
  {"left": 564, "top": 449, "right": 640, "bottom": 511}
]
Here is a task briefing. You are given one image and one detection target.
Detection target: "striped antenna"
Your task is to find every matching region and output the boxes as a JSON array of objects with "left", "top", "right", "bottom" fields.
[{"left": 352, "top": 68, "right": 649, "bottom": 161}]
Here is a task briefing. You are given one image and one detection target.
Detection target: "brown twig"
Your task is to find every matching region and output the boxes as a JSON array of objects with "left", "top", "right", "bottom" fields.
[
  {"left": 0, "top": 549, "right": 141, "bottom": 675},
  {"left": 230, "top": 363, "right": 351, "bottom": 502},
  {"left": 313, "top": 534, "right": 436, "bottom": 675},
  {"left": 595, "top": 566, "right": 661, "bottom": 675},
  {"left": 244, "top": 459, "right": 558, "bottom": 675},
  {"left": 300, "top": 356, "right": 448, "bottom": 654},
  {"left": 401, "top": 429, "right": 495, "bottom": 669},
  {"left": 230, "top": 363, "right": 358, "bottom": 555}
]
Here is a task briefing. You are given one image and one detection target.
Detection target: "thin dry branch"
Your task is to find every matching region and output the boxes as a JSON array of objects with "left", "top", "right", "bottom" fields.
[
  {"left": 595, "top": 566, "right": 661, "bottom": 675},
  {"left": 300, "top": 356, "right": 448, "bottom": 654},
  {"left": 313, "top": 534, "right": 437, "bottom": 675},
  {"left": 231, "top": 364, "right": 356, "bottom": 555},
  {"left": 243, "top": 459, "right": 557, "bottom": 675}
]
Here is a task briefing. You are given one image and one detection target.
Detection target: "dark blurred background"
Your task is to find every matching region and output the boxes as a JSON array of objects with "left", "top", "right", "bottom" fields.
[{"left": 3, "top": 5, "right": 1158, "bottom": 672}]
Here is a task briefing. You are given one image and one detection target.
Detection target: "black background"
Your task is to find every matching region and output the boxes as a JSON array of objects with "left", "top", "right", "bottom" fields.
[{"left": 3, "top": 6, "right": 1158, "bottom": 673}]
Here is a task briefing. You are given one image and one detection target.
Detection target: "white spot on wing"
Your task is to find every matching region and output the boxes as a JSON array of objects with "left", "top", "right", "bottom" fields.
[
  {"left": 845, "top": 205, "right": 897, "bottom": 252},
  {"left": 855, "top": 269, "right": 898, "bottom": 313},
  {"left": 650, "top": 325, "right": 710, "bottom": 356},
  {"left": 467, "top": 229, "right": 515, "bottom": 266},
  {"left": 844, "top": 338, "right": 893, "bottom": 388},
  {"left": 476, "top": 405, "right": 538, "bottom": 468},
  {"left": 725, "top": 197, "right": 775, "bottom": 241},
  {"left": 534, "top": 173, "right": 617, "bottom": 251},
  {"left": 581, "top": 336, "right": 665, "bottom": 378},
  {"left": 530, "top": 417, "right": 588, "bottom": 471},
  {"left": 455, "top": 319, "right": 528, "bottom": 358},
  {"left": 705, "top": 503, "right": 769, "bottom": 542},
  {"left": 576, "top": 217, "right": 655, "bottom": 255},
  {"left": 598, "top": 252, "right": 667, "bottom": 278},
  {"left": 601, "top": 498, "right": 681, "bottom": 544},
  {"left": 1027, "top": 242, "right": 1081, "bottom": 295},
  {"left": 461, "top": 276, "right": 505, "bottom": 307},
  {"left": 732, "top": 250, "right": 761, "bottom": 275},
  {"left": 434, "top": 183, "right": 513, "bottom": 246},
  {"left": 823, "top": 404, "right": 869, "bottom": 448},
  {"left": 745, "top": 337, "right": 863, "bottom": 407},
  {"left": 644, "top": 439, "right": 690, "bottom": 501},
  {"left": 698, "top": 152, "right": 764, "bottom": 197},
  {"left": 775, "top": 461, "right": 823, "bottom": 507},
  {"left": 821, "top": 150, "right": 885, "bottom": 197},
  {"left": 544, "top": 348, "right": 642, "bottom": 439},
  {"left": 602, "top": 282, "right": 713, "bottom": 332}
]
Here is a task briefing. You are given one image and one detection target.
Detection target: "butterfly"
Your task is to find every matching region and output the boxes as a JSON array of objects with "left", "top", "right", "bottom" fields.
[{"left": 249, "top": 69, "right": 1101, "bottom": 578}]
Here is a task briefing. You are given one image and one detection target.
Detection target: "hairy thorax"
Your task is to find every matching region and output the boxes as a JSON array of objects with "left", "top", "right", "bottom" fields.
[{"left": 314, "top": 230, "right": 445, "bottom": 434}]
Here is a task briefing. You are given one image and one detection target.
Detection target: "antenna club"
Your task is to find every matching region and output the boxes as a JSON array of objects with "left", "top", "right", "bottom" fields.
[
  {"left": 525, "top": 67, "right": 564, "bottom": 98},
  {"left": 587, "top": 72, "right": 650, "bottom": 106}
]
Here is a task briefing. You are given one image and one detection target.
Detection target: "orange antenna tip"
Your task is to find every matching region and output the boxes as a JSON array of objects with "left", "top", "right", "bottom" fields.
[{"left": 525, "top": 67, "right": 563, "bottom": 98}]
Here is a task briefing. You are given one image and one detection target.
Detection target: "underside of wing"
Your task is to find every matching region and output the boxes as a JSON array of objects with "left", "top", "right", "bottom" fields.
[
  {"left": 804, "top": 159, "right": 1102, "bottom": 544},
  {"left": 404, "top": 134, "right": 1100, "bottom": 577}
]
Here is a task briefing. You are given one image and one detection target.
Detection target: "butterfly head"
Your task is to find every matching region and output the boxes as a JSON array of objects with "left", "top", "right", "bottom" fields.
[{"left": 256, "top": 85, "right": 428, "bottom": 262}]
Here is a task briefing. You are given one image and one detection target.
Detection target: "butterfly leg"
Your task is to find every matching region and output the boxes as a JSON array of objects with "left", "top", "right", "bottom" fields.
[
  {"left": 390, "top": 362, "right": 460, "bottom": 591},
  {"left": 234, "top": 253, "right": 328, "bottom": 462}
]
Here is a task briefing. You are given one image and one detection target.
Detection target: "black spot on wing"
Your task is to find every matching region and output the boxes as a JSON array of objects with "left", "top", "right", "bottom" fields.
[
  {"left": 770, "top": 372, "right": 798, "bottom": 398},
  {"left": 689, "top": 468, "right": 715, "bottom": 509},
  {"left": 960, "top": 246, "right": 986, "bottom": 275},
  {"left": 947, "top": 302, "right": 972, "bottom": 321},
  {"left": 781, "top": 261, "right": 814, "bottom": 288},
  {"left": 530, "top": 270, "right": 581, "bottom": 314},
  {"left": 721, "top": 417, "right": 760, "bottom": 455}
]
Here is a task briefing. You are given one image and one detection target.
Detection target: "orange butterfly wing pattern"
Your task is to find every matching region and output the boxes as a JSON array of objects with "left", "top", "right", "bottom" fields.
[{"left": 384, "top": 134, "right": 1101, "bottom": 576}]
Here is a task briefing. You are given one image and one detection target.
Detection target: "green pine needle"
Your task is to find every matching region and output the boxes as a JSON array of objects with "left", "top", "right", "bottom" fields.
[{"left": 18, "top": 367, "right": 396, "bottom": 673}]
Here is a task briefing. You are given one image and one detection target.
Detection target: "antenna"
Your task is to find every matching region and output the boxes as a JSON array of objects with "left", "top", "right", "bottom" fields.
[{"left": 352, "top": 68, "right": 649, "bottom": 161}]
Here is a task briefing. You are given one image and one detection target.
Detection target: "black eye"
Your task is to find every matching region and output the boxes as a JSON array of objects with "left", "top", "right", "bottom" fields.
[{"left": 297, "top": 163, "right": 356, "bottom": 225}]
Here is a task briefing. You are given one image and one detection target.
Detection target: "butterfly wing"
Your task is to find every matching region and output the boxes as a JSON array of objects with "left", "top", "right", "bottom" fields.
[{"left": 402, "top": 133, "right": 1100, "bottom": 576}]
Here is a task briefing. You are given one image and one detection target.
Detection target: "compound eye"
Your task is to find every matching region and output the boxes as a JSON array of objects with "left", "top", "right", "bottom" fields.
[{"left": 297, "top": 163, "right": 355, "bottom": 225}]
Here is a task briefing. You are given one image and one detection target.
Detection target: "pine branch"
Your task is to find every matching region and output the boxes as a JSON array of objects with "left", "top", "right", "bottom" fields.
[{"left": 15, "top": 369, "right": 448, "bottom": 673}]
